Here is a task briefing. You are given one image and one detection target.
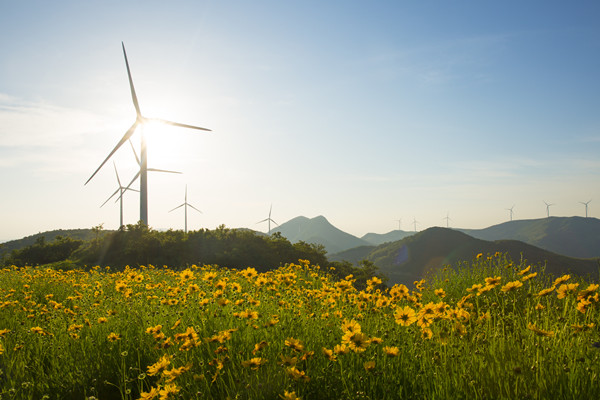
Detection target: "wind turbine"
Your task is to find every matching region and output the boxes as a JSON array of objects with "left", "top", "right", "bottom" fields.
[
  {"left": 100, "top": 162, "right": 139, "bottom": 228},
  {"left": 169, "top": 185, "right": 202, "bottom": 233},
  {"left": 580, "top": 199, "right": 592, "bottom": 218},
  {"left": 257, "top": 204, "right": 278, "bottom": 234},
  {"left": 394, "top": 218, "right": 402, "bottom": 231},
  {"left": 443, "top": 212, "right": 451, "bottom": 228},
  {"left": 412, "top": 217, "right": 419, "bottom": 233},
  {"left": 85, "top": 42, "right": 211, "bottom": 226},
  {"left": 543, "top": 201, "right": 554, "bottom": 218},
  {"left": 506, "top": 205, "right": 515, "bottom": 221}
]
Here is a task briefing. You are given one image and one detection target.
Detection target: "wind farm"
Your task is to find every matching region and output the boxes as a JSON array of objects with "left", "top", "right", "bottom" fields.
[
  {"left": 84, "top": 43, "right": 211, "bottom": 227},
  {"left": 99, "top": 162, "right": 139, "bottom": 228}
]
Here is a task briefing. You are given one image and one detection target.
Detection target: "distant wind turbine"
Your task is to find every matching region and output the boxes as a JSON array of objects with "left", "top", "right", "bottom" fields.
[
  {"left": 100, "top": 162, "right": 139, "bottom": 228},
  {"left": 413, "top": 217, "right": 419, "bottom": 233},
  {"left": 506, "top": 205, "right": 515, "bottom": 221},
  {"left": 443, "top": 212, "right": 451, "bottom": 228},
  {"left": 580, "top": 199, "right": 592, "bottom": 218},
  {"left": 543, "top": 201, "right": 554, "bottom": 218},
  {"left": 394, "top": 218, "right": 402, "bottom": 230},
  {"left": 85, "top": 42, "right": 211, "bottom": 226},
  {"left": 169, "top": 185, "right": 202, "bottom": 234},
  {"left": 257, "top": 205, "right": 278, "bottom": 234}
]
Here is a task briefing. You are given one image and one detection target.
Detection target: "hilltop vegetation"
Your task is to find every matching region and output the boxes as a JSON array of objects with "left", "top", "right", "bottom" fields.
[{"left": 0, "top": 255, "right": 598, "bottom": 399}]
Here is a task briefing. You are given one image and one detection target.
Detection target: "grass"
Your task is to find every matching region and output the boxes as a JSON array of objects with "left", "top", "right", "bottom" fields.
[{"left": 0, "top": 254, "right": 598, "bottom": 399}]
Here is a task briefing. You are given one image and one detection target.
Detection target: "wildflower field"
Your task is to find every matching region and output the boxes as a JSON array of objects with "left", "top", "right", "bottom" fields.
[{"left": 0, "top": 254, "right": 598, "bottom": 400}]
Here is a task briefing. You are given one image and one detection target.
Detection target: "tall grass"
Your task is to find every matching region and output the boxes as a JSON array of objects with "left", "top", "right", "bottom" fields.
[{"left": 0, "top": 254, "right": 598, "bottom": 399}]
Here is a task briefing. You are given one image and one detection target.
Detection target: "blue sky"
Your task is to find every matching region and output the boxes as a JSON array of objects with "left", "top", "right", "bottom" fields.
[{"left": 1, "top": 1, "right": 599, "bottom": 242}]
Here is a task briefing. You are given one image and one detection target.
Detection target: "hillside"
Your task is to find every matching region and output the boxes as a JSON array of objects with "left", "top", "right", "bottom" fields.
[
  {"left": 353, "top": 227, "right": 599, "bottom": 286},
  {"left": 361, "top": 230, "right": 414, "bottom": 245},
  {"left": 0, "top": 228, "right": 110, "bottom": 257},
  {"left": 274, "top": 216, "right": 370, "bottom": 254},
  {"left": 459, "top": 217, "right": 600, "bottom": 258}
]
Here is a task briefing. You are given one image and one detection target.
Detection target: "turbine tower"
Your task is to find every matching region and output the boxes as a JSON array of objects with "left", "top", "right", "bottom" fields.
[
  {"left": 443, "top": 212, "right": 451, "bottom": 228},
  {"left": 85, "top": 42, "right": 211, "bottom": 226},
  {"left": 543, "top": 201, "right": 554, "bottom": 218},
  {"left": 413, "top": 217, "right": 419, "bottom": 232},
  {"left": 100, "top": 162, "right": 139, "bottom": 228},
  {"left": 257, "top": 204, "right": 278, "bottom": 234},
  {"left": 394, "top": 218, "right": 402, "bottom": 231},
  {"left": 169, "top": 185, "right": 201, "bottom": 234},
  {"left": 580, "top": 199, "right": 592, "bottom": 218},
  {"left": 506, "top": 205, "right": 515, "bottom": 221}
]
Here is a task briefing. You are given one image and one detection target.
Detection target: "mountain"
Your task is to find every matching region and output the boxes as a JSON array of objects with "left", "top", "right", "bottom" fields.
[
  {"left": 361, "top": 230, "right": 414, "bottom": 246},
  {"left": 334, "top": 227, "right": 599, "bottom": 286},
  {"left": 0, "top": 228, "right": 110, "bottom": 258},
  {"left": 459, "top": 217, "right": 600, "bottom": 259},
  {"left": 273, "top": 216, "right": 370, "bottom": 254}
]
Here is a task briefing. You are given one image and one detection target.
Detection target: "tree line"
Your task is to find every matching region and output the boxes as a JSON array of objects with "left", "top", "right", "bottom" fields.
[{"left": 2, "top": 222, "right": 386, "bottom": 289}]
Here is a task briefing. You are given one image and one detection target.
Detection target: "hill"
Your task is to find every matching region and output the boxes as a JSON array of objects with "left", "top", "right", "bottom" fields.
[
  {"left": 361, "top": 230, "right": 414, "bottom": 245},
  {"left": 459, "top": 216, "right": 600, "bottom": 258},
  {"left": 344, "top": 227, "right": 599, "bottom": 286},
  {"left": 0, "top": 228, "right": 110, "bottom": 258},
  {"left": 273, "top": 216, "right": 370, "bottom": 254}
]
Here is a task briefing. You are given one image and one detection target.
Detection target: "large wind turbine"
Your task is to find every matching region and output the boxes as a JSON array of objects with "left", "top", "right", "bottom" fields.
[
  {"left": 85, "top": 42, "right": 211, "bottom": 226},
  {"left": 580, "top": 199, "right": 592, "bottom": 218},
  {"left": 257, "top": 205, "right": 278, "bottom": 234},
  {"left": 412, "top": 217, "right": 419, "bottom": 232},
  {"left": 100, "top": 162, "right": 139, "bottom": 228},
  {"left": 543, "top": 201, "right": 554, "bottom": 218},
  {"left": 169, "top": 185, "right": 201, "bottom": 233}
]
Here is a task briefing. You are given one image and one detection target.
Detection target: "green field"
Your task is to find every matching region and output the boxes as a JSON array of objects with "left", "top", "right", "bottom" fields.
[{"left": 0, "top": 254, "right": 598, "bottom": 399}]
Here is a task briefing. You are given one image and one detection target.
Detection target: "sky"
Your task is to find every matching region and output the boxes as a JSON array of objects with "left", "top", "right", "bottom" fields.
[{"left": 1, "top": 0, "right": 599, "bottom": 243}]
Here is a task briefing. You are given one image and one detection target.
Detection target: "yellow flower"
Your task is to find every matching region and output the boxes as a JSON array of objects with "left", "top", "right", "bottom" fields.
[
  {"left": 421, "top": 327, "right": 433, "bottom": 340},
  {"left": 0, "top": 329, "right": 10, "bottom": 337},
  {"left": 341, "top": 331, "right": 370, "bottom": 353},
  {"left": 162, "top": 364, "right": 192, "bottom": 382},
  {"left": 517, "top": 265, "right": 531, "bottom": 276},
  {"left": 322, "top": 347, "right": 337, "bottom": 361},
  {"left": 137, "top": 387, "right": 159, "bottom": 400},
  {"left": 501, "top": 281, "right": 523, "bottom": 292},
  {"left": 484, "top": 276, "right": 501, "bottom": 287},
  {"left": 158, "top": 384, "right": 180, "bottom": 400},
  {"left": 0, "top": 342, "right": 3, "bottom": 355},
  {"left": 341, "top": 319, "right": 362, "bottom": 334},
  {"left": 147, "top": 355, "right": 171, "bottom": 376},
  {"left": 333, "top": 343, "right": 350, "bottom": 355},
  {"left": 97, "top": 317, "right": 108, "bottom": 324},
  {"left": 557, "top": 283, "right": 579, "bottom": 299},
  {"left": 526, "top": 322, "right": 554, "bottom": 337},
  {"left": 285, "top": 337, "right": 305, "bottom": 352},
  {"left": 537, "top": 287, "right": 555, "bottom": 297},
  {"left": 520, "top": 272, "right": 537, "bottom": 282},
  {"left": 107, "top": 332, "right": 121, "bottom": 341},
  {"left": 286, "top": 367, "right": 310, "bottom": 382},
  {"left": 363, "top": 360, "right": 376, "bottom": 372},
  {"left": 553, "top": 274, "right": 571, "bottom": 286},
  {"left": 383, "top": 346, "right": 399, "bottom": 356},
  {"left": 280, "top": 391, "right": 301, "bottom": 400},
  {"left": 241, "top": 357, "right": 267, "bottom": 370},
  {"left": 252, "top": 340, "right": 269, "bottom": 354},
  {"left": 434, "top": 288, "right": 446, "bottom": 298},
  {"left": 394, "top": 306, "right": 417, "bottom": 326}
]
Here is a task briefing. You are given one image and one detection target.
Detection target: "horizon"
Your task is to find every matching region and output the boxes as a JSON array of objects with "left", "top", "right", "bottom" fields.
[
  {"left": 1, "top": 1, "right": 599, "bottom": 243},
  {"left": 2, "top": 214, "right": 598, "bottom": 244}
]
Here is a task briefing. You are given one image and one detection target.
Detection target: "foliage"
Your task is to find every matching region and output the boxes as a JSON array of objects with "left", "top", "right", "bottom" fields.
[
  {"left": 4, "top": 235, "right": 84, "bottom": 267},
  {"left": 0, "top": 253, "right": 598, "bottom": 399}
]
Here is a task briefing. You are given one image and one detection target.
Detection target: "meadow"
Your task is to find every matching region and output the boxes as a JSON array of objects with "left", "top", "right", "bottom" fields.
[{"left": 0, "top": 254, "right": 598, "bottom": 399}]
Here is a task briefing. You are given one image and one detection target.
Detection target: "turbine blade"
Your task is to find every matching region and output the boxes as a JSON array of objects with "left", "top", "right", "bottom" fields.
[
  {"left": 122, "top": 42, "right": 141, "bottom": 118},
  {"left": 147, "top": 168, "right": 182, "bottom": 174},
  {"left": 100, "top": 187, "right": 121, "bottom": 208},
  {"left": 113, "top": 162, "right": 122, "bottom": 187},
  {"left": 128, "top": 139, "right": 141, "bottom": 166},
  {"left": 271, "top": 219, "right": 279, "bottom": 226},
  {"left": 149, "top": 118, "right": 211, "bottom": 132},
  {"left": 256, "top": 218, "right": 268, "bottom": 224},
  {"left": 85, "top": 122, "right": 138, "bottom": 185},
  {"left": 169, "top": 204, "right": 185, "bottom": 213},
  {"left": 188, "top": 204, "right": 202, "bottom": 213}
]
